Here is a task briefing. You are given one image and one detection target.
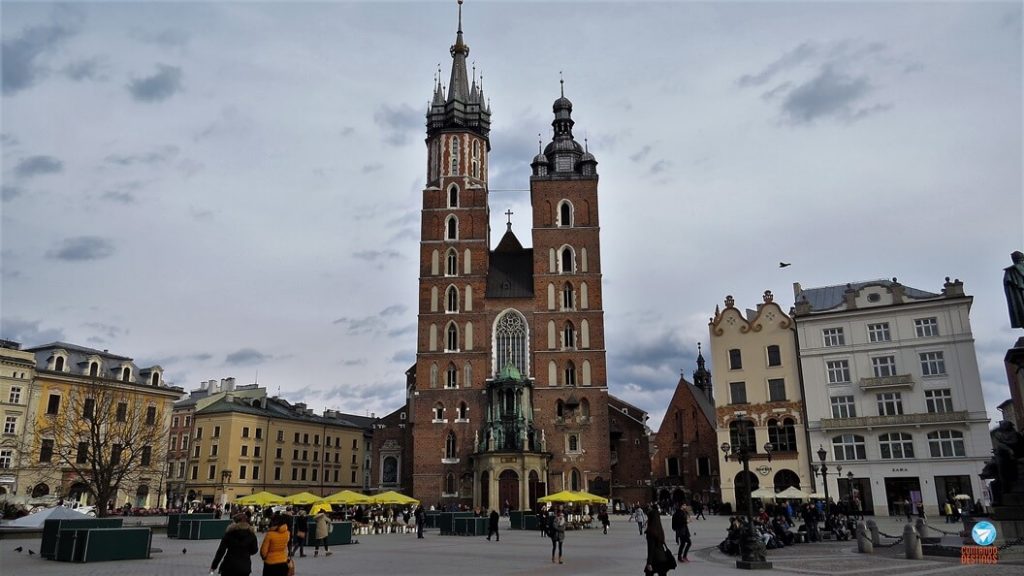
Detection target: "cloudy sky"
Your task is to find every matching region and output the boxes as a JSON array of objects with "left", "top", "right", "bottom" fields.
[{"left": 2, "top": 1, "right": 1021, "bottom": 431}]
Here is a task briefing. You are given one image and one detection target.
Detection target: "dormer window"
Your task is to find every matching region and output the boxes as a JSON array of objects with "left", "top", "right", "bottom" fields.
[
  {"left": 121, "top": 366, "right": 131, "bottom": 382},
  {"left": 151, "top": 372, "right": 160, "bottom": 386},
  {"left": 89, "top": 362, "right": 99, "bottom": 377},
  {"left": 54, "top": 356, "right": 65, "bottom": 372}
]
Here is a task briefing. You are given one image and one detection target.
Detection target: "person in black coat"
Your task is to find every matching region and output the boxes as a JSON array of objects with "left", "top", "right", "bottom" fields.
[
  {"left": 644, "top": 505, "right": 676, "bottom": 576},
  {"left": 487, "top": 509, "right": 500, "bottom": 541},
  {"left": 671, "top": 506, "right": 691, "bottom": 562},
  {"left": 414, "top": 505, "right": 425, "bottom": 539},
  {"left": 211, "top": 514, "right": 259, "bottom": 576}
]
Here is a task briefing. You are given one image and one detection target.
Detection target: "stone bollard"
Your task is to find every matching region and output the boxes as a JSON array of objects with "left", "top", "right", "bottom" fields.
[
  {"left": 866, "top": 519, "right": 880, "bottom": 546},
  {"left": 914, "top": 518, "right": 929, "bottom": 541},
  {"left": 856, "top": 521, "right": 873, "bottom": 554},
  {"left": 903, "top": 523, "right": 923, "bottom": 560}
]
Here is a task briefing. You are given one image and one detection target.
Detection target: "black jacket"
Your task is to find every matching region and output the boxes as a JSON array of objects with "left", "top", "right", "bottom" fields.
[
  {"left": 211, "top": 522, "right": 259, "bottom": 576},
  {"left": 489, "top": 511, "right": 500, "bottom": 530}
]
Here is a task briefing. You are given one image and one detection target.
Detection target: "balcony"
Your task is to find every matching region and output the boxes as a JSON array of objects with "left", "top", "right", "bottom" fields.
[
  {"left": 820, "top": 410, "right": 969, "bottom": 430},
  {"left": 858, "top": 374, "right": 914, "bottom": 391}
]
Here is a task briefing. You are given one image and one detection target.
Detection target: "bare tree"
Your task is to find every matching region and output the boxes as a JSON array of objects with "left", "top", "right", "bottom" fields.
[{"left": 37, "top": 378, "right": 169, "bottom": 517}]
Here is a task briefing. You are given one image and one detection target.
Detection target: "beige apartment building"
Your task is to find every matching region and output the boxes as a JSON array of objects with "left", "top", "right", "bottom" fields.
[
  {"left": 710, "top": 291, "right": 813, "bottom": 513},
  {"left": 184, "top": 392, "right": 372, "bottom": 505},
  {"left": 0, "top": 341, "right": 38, "bottom": 497}
]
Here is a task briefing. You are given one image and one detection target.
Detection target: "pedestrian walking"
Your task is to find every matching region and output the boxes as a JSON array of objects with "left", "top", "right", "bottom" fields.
[
  {"left": 631, "top": 505, "right": 648, "bottom": 535},
  {"left": 550, "top": 509, "right": 566, "bottom": 564},
  {"left": 671, "top": 506, "right": 691, "bottom": 562},
  {"left": 486, "top": 509, "right": 500, "bottom": 541},
  {"left": 414, "top": 505, "right": 425, "bottom": 539},
  {"left": 644, "top": 505, "right": 677, "bottom": 576},
  {"left": 598, "top": 506, "right": 610, "bottom": 534},
  {"left": 291, "top": 510, "right": 307, "bottom": 557},
  {"left": 259, "top": 516, "right": 291, "bottom": 576},
  {"left": 211, "top": 514, "right": 259, "bottom": 576},
  {"left": 313, "top": 510, "right": 332, "bottom": 557}
]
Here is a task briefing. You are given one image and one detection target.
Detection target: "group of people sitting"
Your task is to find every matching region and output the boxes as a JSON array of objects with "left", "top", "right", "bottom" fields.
[{"left": 719, "top": 504, "right": 855, "bottom": 555}]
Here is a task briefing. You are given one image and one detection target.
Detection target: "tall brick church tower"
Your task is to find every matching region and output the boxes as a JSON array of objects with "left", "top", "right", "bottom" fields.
[{"left": 409, "top": 2, "right": 612, "bottom": 511}]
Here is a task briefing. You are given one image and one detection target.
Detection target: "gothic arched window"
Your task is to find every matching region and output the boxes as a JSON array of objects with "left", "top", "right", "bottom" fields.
[
  {"left": 559, "top": 246, "right": 575, "bottom": 273},
  {"left": 445, "top": 215, "right": 458, "bottom": 240},
  {"left": 445, "top": 432, "right": 457, "bottom": 459},
  {"left": 450, "top": 136, "right": 460, "bottom": 175},
  {"left": 448, "top": 184, "right": 459, "bottom": 208},
  {"left": 493, "top": 310, "right": 528, "bottom": 376},
  {"left": 446, "top": 249, "right": 458, "bottom": 276},
  {"left": 433, "top": 402, "right": 444, "bottom": 420},
  {"left": 562, "top": 282, "right": 574, "bottom": 309},
  {"left": 446, "top": 286, "right": 459, "bottom": 313},
  {"left": 446, "top": 364, "right": 458, "bottom": 389},
  {"left": 563, "top": 322, "right": 576, "bottom": 349},
  {"left": 446, "top": 323, "right": 459, "bottom": 351},
  {"left": 558, "top": 200, "right": 573, "bottom": 227},
  {"left": 564, "top": 361, "right": 577, "bottom": 386}
]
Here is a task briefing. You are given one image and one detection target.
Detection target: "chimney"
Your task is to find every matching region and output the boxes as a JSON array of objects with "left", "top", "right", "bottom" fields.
[{"left": 222, "top": 377, "right": 236, "bottom": 392}]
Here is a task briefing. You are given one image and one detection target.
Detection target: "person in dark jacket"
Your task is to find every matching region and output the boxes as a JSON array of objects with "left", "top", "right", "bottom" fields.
[
  {"left": 414, "top": 505, "right": 425, "bottom": 539},
  {"left": 486, "top": 509, "right": 500, "bottom": 541},
  {"left": 671, "top": 506, "right": 691, "bottom": 562},
  {"left": 211, "top": 514, "right": 259, "bottom": 576},
  {"left": 645, "top": 506, "right": 676, "bottom": 576}
]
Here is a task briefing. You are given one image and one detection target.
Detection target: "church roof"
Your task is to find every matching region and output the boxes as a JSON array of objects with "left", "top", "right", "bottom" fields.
[{"left": 494, "top": 228, "right": 523, "bottom": 253}]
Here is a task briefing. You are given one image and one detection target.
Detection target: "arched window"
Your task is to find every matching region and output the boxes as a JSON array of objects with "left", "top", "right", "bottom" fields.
[
  {"left": 446, "top": 286, "right": 459, "bottom": 312},
  {"left": 446, "top": 323, "right": 459, "bottom": 351},
  {"left": 927, "top": 430, "right": 965, "bottom": 458},
  {"left": 430, "top": 363, "right": 439, "bottom": 388},
  {"left": 151, "top": 373, "right": 160, "bottom": 386},
  {"left": 382, "top": 456, "right": 398, "bottom": 484},
  {"left": 89, "top": 362, "right": 98, "bottom": 377},
  {"left": 569, "top": 435, "right": 579, "bottom": 453},
  {"left": 558, "top": 200, "right": 573, "bottom": 227},
  {"left": 782, "top": 417, "right": 797, "bottom": 451},
  {"left": 563, "top": 322, "right": 575, "bottom": 349},
  {"left": 447, "top": 184, "right": 459, "bottom": 208},
  {"left": 122, "top": 367, "right": 131, "bottom": 382},
  {"left": 446, "top": 364, "right": 458, "bottom": 389},
  {"left": 445, "top": 215, "right": 458, "bottom": 240},
  {"left": 569, "top": 468, "right": 581, "bottom": 491},
  {"left": 879, "top": 432, "right": 914, "bottom": 459},
  {"left": 729, "top": 420, "right": 757, "bottom": 452},
  {"left": 433, "top": 403, "right": 444, "bottom": 420},
  {"left": 445, "top": 431, "right": 457, "bottom": 459},
  {"left": 458, "top": 402, "right": 468, "bottom": 419},
  {"left": 832, "top": 434, "right": 867, "bottom": 460},
  {"left": 493, "top": 310, "right": 528, "bottom": 376},
  {"left": 559, "top": 247, "right": 574, "bottom": 273},
  {"left": 450, "top": 136, "right": 460, "bottom": 175},
  {"left": 562, "top": 282, "right": 574, "bottom": 309},
  {"left": 463, "top": 362, "right": 472, "bottom": 388},
  {"left": 768, "top": 418, "right": 797, "bottom": 452},
  {"left": 445, "top": 249, "right": 458, "bottom": 276},
  {"left": 471, "top": 140, "right": 480, "bottom": 178},
  {"left": 564, "top": 361, "right": 577, "bottom": 386},
  {"left": 446, "top": 472, "right": 456, "bottom": 494},
  {"left": 55, "top": 357, "right": 65, "bottom": 372}
]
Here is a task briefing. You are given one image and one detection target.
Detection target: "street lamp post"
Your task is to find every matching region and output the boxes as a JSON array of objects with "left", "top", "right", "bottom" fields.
[
  {"left": 815, "top": 446, "right": 841, "bottom": 533},
  {"left": 721, "top": 418, "right": 774, "bottom": 570}
]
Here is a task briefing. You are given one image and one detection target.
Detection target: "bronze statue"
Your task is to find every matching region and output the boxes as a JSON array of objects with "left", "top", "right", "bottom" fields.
[
  {"left": 1005, "top": 251, "right": 1024, "bottom": 329},
  {"left": 990, "top": 420, "right": 1024, "bottom": 502}
]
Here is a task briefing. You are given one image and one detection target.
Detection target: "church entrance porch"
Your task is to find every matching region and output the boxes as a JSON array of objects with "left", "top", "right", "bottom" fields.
[
  {"left": 499, "top": 470, "right": 519, "bottom": 513},
  {"left": 473, "top": 451, "right": 550, "bottom": 512}
]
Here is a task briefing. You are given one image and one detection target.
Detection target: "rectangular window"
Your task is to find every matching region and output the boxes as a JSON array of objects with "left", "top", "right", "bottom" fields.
[
  {"left": 303, "top": 433, "right": 309, "bottom": 444},
  {"left": 191, "top": 466, "right": 198, "bottom": 480},
  {"left": 867, "top": 322, "right": 891, "bottom": 342},
  {"left": 876, "top": 392, "right": 904, "bottom": 416},
  {"left": 826, "top": 360, "right": 851, "bottom": 383},
  {"left": 766, "top": 345, "right": 782, "bottom": 367},
  {"left": 253, "top": 466, "right": 260, "bottom": 480},
  {"left": 76, "top": 441, "right": 89, "bottom": 464},
  {"left": 301, "top": 468, "right": 307, "bottom": 481},
  {"left": 729, "top": 382, "right": 747, "bottom": 404},
  {"left": 211, "top": 444, "right": 219, "bottom": 457},
  {"left": 275, "top": 467, "right": 282, "bottom": 481},
  {"left": 293, "top": 449, "right": 299, "bottom": 460},
  {"left": 255, "top": 428, "right": 262, "bottom": 439},
  {"left": 194, "top": 445, "right": 200, "bottom": 458},
  {"left": 728, "top": 349, "right": 742, "bottom": 370},
  {"left": 214, "top": 426, "right": 221, "bottom": 438},
  {"left": 185, "top": 416, "right": 191, "bottom": 427},
  {"left": 8, "top": 386, "right": 21, "bottom": 404},
  {"left": 3, "top": 416, "right": 16, "bottom": 435},
  {"left": 116, "top": 402, "right": 127, "bottom": 422},
  {"left": 312, "top": 468, "right": 318, "bottom": 482},
  {"left": 178, "top": 462, "right": 186, "bottom": 478},
  {"left": 239, "top": 465, "right": 247, "bottom": 480},
  {"left": 823, "top": 327, "right": 845, "bottom": 347},
  {"left": 46, "top": 394, "right": 61, "bottom": 415},
  {"left": 208, "top": 465, "right": 216, "bottom": 480},
  {"left": 145, "top": 406, "right": 156, "bottom": 425},
  {"left": 242, "top": 427, "right": 250, "bottom": 438},
  {"left": 302, "top": 450, "right": 308, "bottom": 461},
  {"left": 241, "top": 445, "right": 248, "bottom": 457},
  {"left": 697, "top": 456, "right": 711, "bottom": 477},
  {"left": 351, "top": 470, "right": 356, "bottom": 484},
  {"left": 182, "top": 437, "right": 189, "bottom": 451},
  {"left": 925, "top": 389, "right": 954, "bottom": 413},
  {"left": 276, "top": 448, "right": 282, "bottom": 459},
  {"left": 666, "top": 457, "right": 680, "bottom": 477},
  {"left": 196, "top": 427, "right": 203, "bottom": 439},
  {"left": 40, "top": 439, "right": 54, "bottom": 462},
  {"left": 335, "top": 469, "right": 340, "bottom": 483},
  {"left": 277, "top": 430, "right": 284, "bottom": 442},
  {"left": 352, "top": 453, "right": 357, "bottom": 464},
  {"left": 254, "top": 446, "right": 261, "bottom": 458},
  {"left": 313, "top": 451, "right": 318, "bottom": 462},
  {"left": 169, "top": 436, "right": 177, "bottom": 451},
  {"left": 830, "top": 396, "right": 856, "bottom": 418},
  {"left": 0, "top": 450, "right": 10, "bottom": 469},
  {"left": 872, "top": 356, "right": 897, "bottom": 378},
  {"left": 172, "top": 416, "right": 179, "bottom": 428},
  {"left": 334, "top": 453, "right": 339, "bottom": 463},
  {"left": 915, "top": 317, "right": 939, "bottom": 337},
  {"left": 768, "top": 378, "right": 787, "bottom": 402},
  {"left": 352, "top": 438, "right": 358, "bottom": 450},
  {"left": 111, "top": 444, "right": 122, "bottom": 465},
  {"left": 141, "top": 445, "right": 152, "bottom": 466},
  {"left": 920, "top": 351, "right": 946, "bottom": 376},
  {"left": 314, "top": 434, "right": 320, "bottom": 445},
  {"left": 83, "top": 398, "right": 96, "bottom": 420}
]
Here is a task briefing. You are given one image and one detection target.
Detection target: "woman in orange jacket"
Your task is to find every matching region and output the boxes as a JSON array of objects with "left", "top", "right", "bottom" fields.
[{"left": 260, "top": 516, "right": 291, "bottom": 576}]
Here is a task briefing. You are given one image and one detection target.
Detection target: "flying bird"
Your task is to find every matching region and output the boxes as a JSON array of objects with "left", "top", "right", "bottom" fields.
[
  {"left": 779, "top": 262, "right": 791, "bottom": 268},
  {"left": 14, "top": 546, "right": 22, "bottom": 552}
]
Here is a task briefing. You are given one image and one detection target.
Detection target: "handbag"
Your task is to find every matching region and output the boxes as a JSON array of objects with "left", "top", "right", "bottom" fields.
[
  {"left": 660, "top": 543, "right": 678, "bottom": 570},
  {"left": 286, "top": 558, "right": 296, "bottom": 576}
]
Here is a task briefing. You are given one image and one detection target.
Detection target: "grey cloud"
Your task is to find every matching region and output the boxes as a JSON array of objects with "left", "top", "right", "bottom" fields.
[
  {"left": 353, "top": 249, "right": 402, "bottom": 261},
  {"left": 332, "top": 315, "right": 386, "bottom": 336},
  {"left": 47, "top": 236, "right": 115, "bottom": 261},
  {"left": 15, "top": 155, "right": 63, "bottom": 178},
  {"left": 373, "top": 104, "right": 420, "bottom": 146},
  {"left": 607, "top": 327, "right": 693, "bottom": 394},
  {"left": 2, "top": 22, "right": 77, "bottom": 95},
  {"left": 1, "top": 133, "right": 18, "bottom": 148},
  {"left": 488, "top": 123, "right": 543, "bottom": 191},
  {"left": 145, "top": 352, "right": 214, "bottom": 366},
  {"left": 386, "top": 209, "right": 420, "bottom": 228},
  {"left": 63, "top": 57, "right": 106, "bottom": 82},
  {"left": 388, "top": 228, "right": 420, "bottom": 244},
  {"left": 339, "top": 126, "right": 355, "bottom": 137},
  {"left": 189, "top": 206, "right": 215, "bottom": 221},
  {"left": 380, "top": 305, "right": 407, "bottom": 317},
  {"left": 131, "top": 28, "right": 190, "bottom": 47},
  {"left": 649, "top": 159, "right": 671, "bottom": 175},
  {"left": 390, "top": 349, "right": 415, "bottom": 366},
  {"left": 2, "top": 185, "right": 25, "bottom": 201},
  {"left": 343, "top": 358, "right": 367, "bottom": 367},
  {"left": 738, "top": 41, "right": 818, "bottom": 88},
  {"left": 105, "top": 145, "right": 179, "bottom": 166},
  {"left": 82, "top": 322, "right": 124, "bottom": 341},
  {"left": 760, "top": 81, "right": 793, "bottom": 101},
  {"left": 386, "top": 324, "right": 417, "bottom": 339},
  {"left": 629, "top": 145, "right": 652, "bottom": 163},
  {"left": 361, "top": 163, "right": 383, "bottom": 174},
  {"left": 225, "top": 348, "right": 271, "bottom": 365},
  {"left": 127, "top": 64, "right": 183, "bottom": 102},
  {"left": 0, "top": 318, "right": 65, "bottom": 346},
  {"left": 102, "top": 190, "right": 137, "bottom": 204},
  {"left": 781, "top": 66, "right": 881, "bottom": 124},
  {"left": 194, "top": 107, "right": 250, "bottom": 141}
]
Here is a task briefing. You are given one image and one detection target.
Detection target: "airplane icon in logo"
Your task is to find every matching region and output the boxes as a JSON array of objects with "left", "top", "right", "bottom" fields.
[{"left": 972, "top": 521, "right": 997, "bottom": 546}]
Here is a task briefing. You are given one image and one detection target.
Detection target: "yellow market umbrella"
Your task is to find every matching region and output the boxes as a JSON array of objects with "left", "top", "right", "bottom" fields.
[
  {"left": 538, "top": 490, "right": 608, "bottom": 505},
  {"left": 369, "top": 491, "right": 419, "bottom": 505},
  {"left": 309, "top": 501, "right": 333, "bottom": 515},
  {"left": 284, "top": 491, "right": 321, "bottom": 505},
  {"left": 324, "top": 490, "right": 371, "bottom": 505},
  {"left": 235, "top": 491, "right": 285, "bottom": 506}
]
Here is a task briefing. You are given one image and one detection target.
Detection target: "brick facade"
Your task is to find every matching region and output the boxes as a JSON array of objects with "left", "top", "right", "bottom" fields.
[{"left": 650, "top": 371, "right": 720, "bottom": 508}]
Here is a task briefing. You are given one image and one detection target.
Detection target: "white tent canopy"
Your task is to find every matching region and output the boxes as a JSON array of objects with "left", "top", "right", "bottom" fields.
[
  {"left": 750, "top": 487, "right": 777, "bottom": 499},
  {"left": 4, "top": 506, "right": 88, "bottom": 527},
  {"left": 775, "top": 487, "right": 810, "bottom": 499}
]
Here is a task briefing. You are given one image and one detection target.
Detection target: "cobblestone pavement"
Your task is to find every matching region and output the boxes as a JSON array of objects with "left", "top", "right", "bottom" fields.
[{"left": 1, "top": 515, "right": 1021, "bottom": 575}]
